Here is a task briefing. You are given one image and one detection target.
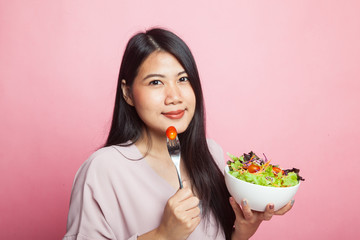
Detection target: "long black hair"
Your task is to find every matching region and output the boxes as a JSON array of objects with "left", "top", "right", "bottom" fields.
[{"left": 105, "top": 28, "right": 235, "bottom": 239}]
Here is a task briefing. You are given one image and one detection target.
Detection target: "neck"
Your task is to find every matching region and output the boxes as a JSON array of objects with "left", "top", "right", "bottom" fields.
[{"left": 135, "top": 128, "right": 169, "bottom": 160}]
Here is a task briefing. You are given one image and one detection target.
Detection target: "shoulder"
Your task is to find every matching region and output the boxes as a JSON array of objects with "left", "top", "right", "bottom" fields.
[
  {"left": 73, "top": 144, "right": 142, "bottom": 185},
  {"left": 90, "top": 143, "right": 140, "bottom": 161},
  {"left": 206, "top": 138, "right": 226, "bottom": 170},
  {"left": 206, "top": 138, "right": 224, "bottom": 158}
]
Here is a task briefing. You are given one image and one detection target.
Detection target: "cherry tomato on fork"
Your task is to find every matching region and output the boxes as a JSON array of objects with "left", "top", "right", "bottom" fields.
[{"left": 166, "top": 126, "right": 177, "bottom": 140}]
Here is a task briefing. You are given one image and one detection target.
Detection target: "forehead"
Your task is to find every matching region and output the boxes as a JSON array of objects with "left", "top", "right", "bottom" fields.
[{"left": 137, "top": 51, "right": 184, "bottom": 75}]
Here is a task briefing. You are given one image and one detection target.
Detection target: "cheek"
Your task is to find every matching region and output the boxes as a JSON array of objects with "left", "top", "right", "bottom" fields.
[
  {"left": 185, "top": 88, "right": 196, "bottom": 108},
  {"left": 132, "top": 89, "right": 163, "bottom": 112}
]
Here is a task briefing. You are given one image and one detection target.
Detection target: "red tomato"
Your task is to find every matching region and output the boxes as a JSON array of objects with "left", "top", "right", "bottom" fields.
[
  {"left": 248, "top": 164, "right": 260, "bottom": 173},
  {"left": 272, "top": 166, "right": 284, "bottom": 175},
  {"left": 166, "top": 126, "right": 177, "bottom": 140}
]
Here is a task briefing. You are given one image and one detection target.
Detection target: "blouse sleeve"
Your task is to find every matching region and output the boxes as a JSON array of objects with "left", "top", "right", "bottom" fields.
[
  {"left": 207, "top": 138, "right": 226, "bottom": 171},
  {"left": 63, "top": 150, "right": 139, "bottom": 240}
]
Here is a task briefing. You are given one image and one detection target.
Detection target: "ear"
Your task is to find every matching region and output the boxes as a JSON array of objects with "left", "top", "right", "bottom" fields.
[{"left": 121, "top": 79, "right": 134, "bottom": 106}]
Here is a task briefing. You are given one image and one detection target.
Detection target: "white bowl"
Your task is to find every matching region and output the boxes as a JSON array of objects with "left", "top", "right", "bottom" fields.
[{"left": 224, "top": 165, "right": 300, "bottom": 211}]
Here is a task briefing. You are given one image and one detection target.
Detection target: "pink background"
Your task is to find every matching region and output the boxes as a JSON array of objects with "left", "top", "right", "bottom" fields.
[{"left": 1, "top": 0, "right": 359, "bottom": 239}]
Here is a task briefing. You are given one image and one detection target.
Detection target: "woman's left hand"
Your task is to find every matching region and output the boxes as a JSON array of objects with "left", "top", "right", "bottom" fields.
[{"left": 229, "top": 197, "right": 294, "bottom": 240}]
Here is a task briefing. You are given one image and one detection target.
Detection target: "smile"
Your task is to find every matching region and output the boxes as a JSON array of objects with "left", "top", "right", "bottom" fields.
[{"left": 162, "top": 110, "right": 185, "bottom": 119}]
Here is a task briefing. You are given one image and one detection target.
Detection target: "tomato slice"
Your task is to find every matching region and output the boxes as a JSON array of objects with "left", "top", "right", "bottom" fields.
[
  {"left": 272, "top": 166, "right": 284, "bottom": 175},
  {"left": 248, "top": 164, "right": 260, "bottom": 173},
  {"left": 166, "top": 126, "right": 177, "bottom": 140}
]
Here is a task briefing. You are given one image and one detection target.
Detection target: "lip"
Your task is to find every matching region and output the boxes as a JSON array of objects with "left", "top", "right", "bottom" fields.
[{"left": 162, "top": 110, "right": 185, "bottom": 119}]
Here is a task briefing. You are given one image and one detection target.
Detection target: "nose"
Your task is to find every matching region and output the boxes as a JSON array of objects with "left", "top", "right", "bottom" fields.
[{"left": 165, "top": 83, "right": 182, "bottom": 105}]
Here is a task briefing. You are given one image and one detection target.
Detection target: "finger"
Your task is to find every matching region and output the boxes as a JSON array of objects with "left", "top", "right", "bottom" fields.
[
  {"left": 174, "top": 185, "right": 194, "bottom": 201},
  {"left": 167, "top": 188, "right": 193, "bottom": 211},
  {"left": 240, "top": 199, "right": 253, "bottom": 220},
  {"left": 262, "top": 204, "right": 275, "bottom": 221},
  {"left": 174, "top": 180, "right": 188, "bottom": 196},
  {"left": 275, "top": 200, "right": 294, "bottom": 215},
  {"left": 182, "top": 179, "right": 188, "bottom": 188},
  {"left": 229, "top": 197, "right": 244, "bottom": 220},
  {"left": 180, "top": 212, "right": 201, "bottom": 230},
  {"left": 177, "top": 196, "right": 200, "bottom": 211},
  {"left": 186, "top": 206, "right": 201, "bottom": 219},
  {"left": 188, "top": 215, "right": 201, "bottom": 231}
]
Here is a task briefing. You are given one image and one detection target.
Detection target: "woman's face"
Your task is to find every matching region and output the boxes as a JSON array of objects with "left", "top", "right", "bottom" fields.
[{"left": 123, "top": 51, "right": 196, "bottom": 137}]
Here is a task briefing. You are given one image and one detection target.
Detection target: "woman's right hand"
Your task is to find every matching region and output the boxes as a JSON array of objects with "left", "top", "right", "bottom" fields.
[{"left": 155, "top": 180, "right": 201, "bottom": 240}]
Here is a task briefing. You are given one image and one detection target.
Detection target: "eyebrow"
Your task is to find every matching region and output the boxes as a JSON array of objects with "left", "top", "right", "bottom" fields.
[
  {"left": 143, "top": 71, "right": 187, "bottom": 81},
  {"left": 177, "top": 71, "right": 187, "bottom": 76},
  {"left": 143, "top": 74, "right": 165, "bottom": 80}
]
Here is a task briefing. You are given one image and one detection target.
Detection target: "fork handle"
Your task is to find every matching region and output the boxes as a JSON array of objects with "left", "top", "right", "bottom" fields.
[{"left": 177, "top": 173, "right": 183, "bottom": 189}]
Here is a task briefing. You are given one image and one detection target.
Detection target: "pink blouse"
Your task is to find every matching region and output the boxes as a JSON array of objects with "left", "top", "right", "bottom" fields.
[{"left": 63, "top": 139, "right": 226, "bottom": 240}]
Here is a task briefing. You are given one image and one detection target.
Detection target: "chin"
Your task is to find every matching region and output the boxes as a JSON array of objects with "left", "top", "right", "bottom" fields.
[
  {"left": 175, "top": 122, "right": 192, "bottom": 134},
  {"left": 161, "top": 122, "right": 187, "bottom": 134}
]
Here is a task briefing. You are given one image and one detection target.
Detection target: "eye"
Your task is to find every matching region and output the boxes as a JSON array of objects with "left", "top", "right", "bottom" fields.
[
  {"left": 149, "top": 80, "right": 162, "bottom": 85},
  {"left": 178, "top": 76, "right": 189, "bottom": 82}
]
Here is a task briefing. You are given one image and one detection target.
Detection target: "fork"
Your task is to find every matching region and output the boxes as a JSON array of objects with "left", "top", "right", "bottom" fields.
[{"left": 167, "top": 135, "right": 183, "bottom": 189}]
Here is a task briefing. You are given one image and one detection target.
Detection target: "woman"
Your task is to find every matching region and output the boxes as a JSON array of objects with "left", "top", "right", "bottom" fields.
[{"left": 63, "top": 28, "right": 293, "bottom": 240}]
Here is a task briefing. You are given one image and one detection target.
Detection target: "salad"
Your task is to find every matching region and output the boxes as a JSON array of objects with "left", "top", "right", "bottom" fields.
[{"left": 227, "top": 151, "right": 305, "bottom": 187}]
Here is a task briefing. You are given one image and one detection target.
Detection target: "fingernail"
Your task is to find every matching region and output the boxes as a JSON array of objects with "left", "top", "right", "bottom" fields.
[
  {"left": 291, "top": 199, "right": 295, "bottom": 206},
  {"left": 269, "top": 204, "right": 274, "bottom": 210},
  {"left": 242, "top": 199, "right": 247, "bottom": 206}
]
